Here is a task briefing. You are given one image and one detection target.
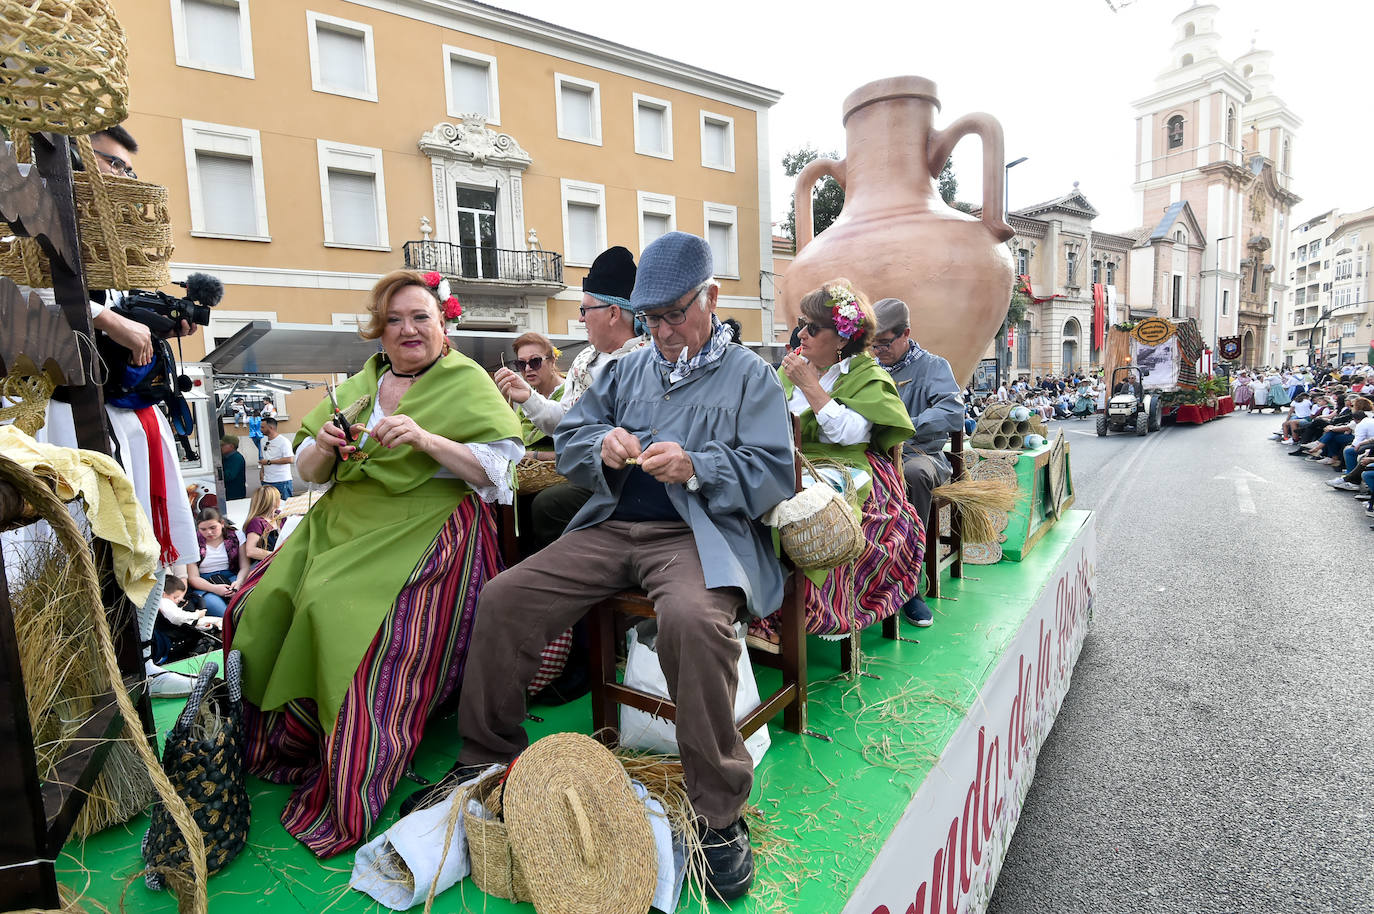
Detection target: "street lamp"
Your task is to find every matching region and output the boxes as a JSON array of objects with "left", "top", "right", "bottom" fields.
[
  {"left": 1211, "top": 234, "right": 1234, "bottom": 359},
  {"left": 1004, "top": 157, "right": 1028, "bottom": 216},
  {"left": 997, "top": 157, "right": 1029, "bottom": 390}
]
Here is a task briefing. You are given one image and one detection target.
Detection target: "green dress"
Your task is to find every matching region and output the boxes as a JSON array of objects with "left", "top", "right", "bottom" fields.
[{"left": 228, "top": 351, "right": 521, "bottom": 730}]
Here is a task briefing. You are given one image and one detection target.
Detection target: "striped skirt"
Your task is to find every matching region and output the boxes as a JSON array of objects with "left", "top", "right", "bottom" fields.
[
  {"left": 753, "top": 451, "right": 925, "bottom": 640},
  {"left": 224, "top": 497, "right": 501, "bottom": 858}
]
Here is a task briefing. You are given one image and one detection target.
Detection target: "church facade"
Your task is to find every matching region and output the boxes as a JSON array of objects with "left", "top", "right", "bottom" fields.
[{"left": 1130, "top": 2, "right": 1300, "bottom": 367}]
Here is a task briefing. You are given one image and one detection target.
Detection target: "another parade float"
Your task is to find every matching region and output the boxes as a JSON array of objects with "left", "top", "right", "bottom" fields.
[
  {"left": 1102, "top": 317, "right": 1235, "bottom": 426},
  {"left": 0, "top": 10, "right": 1096, "bottom": 910}
]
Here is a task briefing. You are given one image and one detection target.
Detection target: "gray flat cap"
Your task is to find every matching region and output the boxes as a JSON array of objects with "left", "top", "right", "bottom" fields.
[
  {"left": 630, "top": 231, "right": 713, "bottom": 311},
  {"left": 872, "top": 297, "right": 910, "bottom": 334}
]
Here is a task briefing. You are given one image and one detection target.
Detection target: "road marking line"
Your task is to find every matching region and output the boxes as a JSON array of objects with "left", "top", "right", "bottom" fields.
[{"left": 1094, "top": 426, "right": 1169, "bottom": 518}]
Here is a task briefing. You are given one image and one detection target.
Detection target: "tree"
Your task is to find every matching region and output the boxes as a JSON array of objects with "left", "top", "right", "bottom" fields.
[
  {"left": 781, "top": 146, "right": 843, "bottom": 242},
  {"left": 782, "top": 149, "right": 970, "bottom": 240}
]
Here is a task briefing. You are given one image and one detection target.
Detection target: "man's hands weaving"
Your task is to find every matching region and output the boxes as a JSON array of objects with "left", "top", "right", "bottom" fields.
[
  {"left": 601, "top": 427, "right": 643, "bottom": 469},
  {"left": 639, "top": 441, "right": 695, "bottom": 484}
]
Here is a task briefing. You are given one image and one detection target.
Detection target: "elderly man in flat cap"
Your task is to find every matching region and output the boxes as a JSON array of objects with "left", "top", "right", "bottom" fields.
[
  {"left": 871, "top": 297, "right": 965, "bottom": 627},
  {"left": 405, "top": 232, "right": 794, "bottom": 899}
]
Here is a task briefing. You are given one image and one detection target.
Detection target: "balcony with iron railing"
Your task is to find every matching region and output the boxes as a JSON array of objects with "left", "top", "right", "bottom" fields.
[{"left": 403, "top": 240, "right": 565, "bottom": 294}]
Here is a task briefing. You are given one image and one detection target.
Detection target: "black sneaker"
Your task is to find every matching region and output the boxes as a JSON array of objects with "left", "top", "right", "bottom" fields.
[
  {"left": 398, "top": 762, "right": 490, "bottom": 817},
  {"left": 902, "top": 593, "right": 935, "bottom": 627},
  {"left": 698, "top": 817, "right": 754, "bottom": 900}
]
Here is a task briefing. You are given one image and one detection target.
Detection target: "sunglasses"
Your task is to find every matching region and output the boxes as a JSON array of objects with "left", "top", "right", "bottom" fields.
[
  {"left": 513, "top": 357, "right": 549, "bottom": 372},
  {"left": 795, "top": 319, "right": 829, "bottom": 337},
  {"left": 93, "top": 149, "right": 137, "bottom": 179}
]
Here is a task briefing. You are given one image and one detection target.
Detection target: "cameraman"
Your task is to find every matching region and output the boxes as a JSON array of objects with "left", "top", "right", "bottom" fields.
[{"left": 32, "top": 125, "right": 200, "bottom": 697}]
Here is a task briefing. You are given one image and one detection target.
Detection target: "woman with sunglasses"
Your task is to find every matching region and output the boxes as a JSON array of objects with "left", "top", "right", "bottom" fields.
[
  {"left": 752, "top": 280, "right": 923, "bottom": 645},
  {"left": 495, "top": 331, "right": 565, "bottom": 456}
]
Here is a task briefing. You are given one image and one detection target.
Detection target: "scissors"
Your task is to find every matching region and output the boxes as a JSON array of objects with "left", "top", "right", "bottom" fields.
[{"left": 325, "top": 381, "right": 356, "bottom": 459}]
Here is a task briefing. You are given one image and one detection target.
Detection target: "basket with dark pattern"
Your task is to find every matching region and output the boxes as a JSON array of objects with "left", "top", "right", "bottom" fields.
[{"left": 142, "top": 650, "right": 250, "bottom": 890}]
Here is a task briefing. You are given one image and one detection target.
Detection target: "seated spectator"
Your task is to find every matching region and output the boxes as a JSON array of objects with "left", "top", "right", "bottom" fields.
[
  {"left": 186, "top": 507, "right": 249, "bottom": 618},
  {"left": 1279, "top": 393, "right": 1316, "bottom": 443},
  {"left": 242, "top": 485, "right": 282, "bottom": 565},
  {"left": 1325, "top": 405, "right": 1374, "bottom": 493},
  {"left": 151, "top": 574, "right": 219, "bottom": 664}
]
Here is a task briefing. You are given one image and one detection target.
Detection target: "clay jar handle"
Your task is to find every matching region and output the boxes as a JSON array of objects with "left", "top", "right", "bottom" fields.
[
  {"left": 928, "top": 114, "right": 1016, "bottom": 243},
  {"left": 793, "top": 157, "right": 847, "bottom": 253}
]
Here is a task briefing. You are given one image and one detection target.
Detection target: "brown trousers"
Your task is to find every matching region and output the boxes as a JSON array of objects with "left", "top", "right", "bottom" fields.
[{"left": 457, "top": 520, "right": 753, "bottom": 827}]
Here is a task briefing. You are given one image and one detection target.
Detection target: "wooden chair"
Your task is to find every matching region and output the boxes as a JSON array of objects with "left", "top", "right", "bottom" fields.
[
  {"left": 587, "top": 421, "right": 809, "bottom": 741},
  {"left": 923, "top": 429, "right": 967, "bottom": 600}
]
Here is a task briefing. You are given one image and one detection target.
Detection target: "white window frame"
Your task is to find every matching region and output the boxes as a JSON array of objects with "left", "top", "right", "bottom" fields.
[
  {"left": 632, "top": 93, "right": 673, "bottom": 160},
  {"left": 703, "top": 201, "right": 739, "bottom": 279},
  {"left": 170, "top": 0, "right": 255, "bottom": 78},
  {"left": 316, "top": 139, "right": 390, "bottom": 251},
  {"left": 699, "top": 111, "right": 735, "bottom": 172},
  {"left": 560, "top": 178, "right": 607, "bottom": 268},
  {"left": 443, "top": 45, "right": 500, "bottom": 124},
  {"left": 181, "top": 119, "right": 270, "bottom": 241},
  {"left": 306, "top": 11, "right": 377, "bottom": 102},
  {"left": 636, "top": 191, "right": 676, "bottom": 253},
  {"left": 554, "top": 73, "right": 602, "bottom": 146}
]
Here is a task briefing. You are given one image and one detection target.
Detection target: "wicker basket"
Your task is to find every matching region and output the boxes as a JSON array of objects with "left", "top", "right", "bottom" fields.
[
  {"left": 515, "top": 457, "right": 566, "bottom": 494},
  {"left": 465, "top": 770, "right": 531, "bottom": 903},
  {"left": 0, "top": 0, "right": 129, "bottom": 134},
  {"left": 0, "top": 133, "right": 172, "bottom": 289},
  {"left": 773, "top": 454, "right": 865, "bottom": 570}
]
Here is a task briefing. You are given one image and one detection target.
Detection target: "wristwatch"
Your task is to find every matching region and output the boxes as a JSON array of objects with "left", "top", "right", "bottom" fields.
[{"left": 685, "top": 474, "right": 701, "bottom": 493}]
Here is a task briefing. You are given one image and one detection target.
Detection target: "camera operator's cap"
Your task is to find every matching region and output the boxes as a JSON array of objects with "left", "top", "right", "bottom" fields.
[
  {"left": 630, "top": 231, "right": 713, "bottom": 311},
  {"left": 583, "top": 246, "right": 636, "bottom": 305},
  {"left": 873, "top": 298, "right": 910, "bottom": 335}
]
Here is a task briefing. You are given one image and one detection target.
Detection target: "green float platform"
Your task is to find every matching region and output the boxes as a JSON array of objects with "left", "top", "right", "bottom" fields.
[
  {"left": 976, "top": 441, "right": 1075, "bottom": 562},
  {"left": 61, "top": 510, "right": 1096, "bottom": 914}
]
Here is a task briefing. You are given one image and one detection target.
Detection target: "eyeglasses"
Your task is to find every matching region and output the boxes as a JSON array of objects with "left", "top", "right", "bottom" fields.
[
  {"left": 579, "top": 303, "right": 613, "bottom": 318},
  {"left": 795, "top": 319, "right": 827, "bottom": 338},
  {"left": 871, "top": 328, "right": 909, "bottom": 351},
  {"left": 93, "top": 149, "right": 137, "bottom": 179},
  {"left": 513, "top": 357, "right": 548, "bottom": 372},
  {"left": 643, "top": 306, "right": 692, "bottom": 329}
]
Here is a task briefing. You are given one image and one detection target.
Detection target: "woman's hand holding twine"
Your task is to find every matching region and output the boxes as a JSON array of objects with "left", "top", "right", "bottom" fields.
[
  {"left": 371, "top": 414, "right": 435, "bottom": 453},
  {"left": 316, "top": 418, "right": 367, "bottom": 460},
  {"left": 494, "top": 367, "right": 533, "bottom": 404},
  {"left": 781, "top": 352, "right": 821, "bottom": 392}
]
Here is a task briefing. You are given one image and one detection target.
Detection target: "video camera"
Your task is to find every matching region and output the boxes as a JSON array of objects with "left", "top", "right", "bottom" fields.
[{"left": 113, "top": 272, "right": 224, "bottom": 338}]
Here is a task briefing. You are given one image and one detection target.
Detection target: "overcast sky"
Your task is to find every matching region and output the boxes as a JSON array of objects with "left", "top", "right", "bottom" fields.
[{"left": 497, "top": 0, "right": 1373, "bottom": 234}]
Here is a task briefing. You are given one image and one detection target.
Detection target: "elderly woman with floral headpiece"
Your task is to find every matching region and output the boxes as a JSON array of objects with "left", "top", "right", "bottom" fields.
[
  {"left": 754, "top": 279, "right": 924, "bottom": 642},
  {"left": 223, "top": 269, "right": 528, "bottom": 857}
]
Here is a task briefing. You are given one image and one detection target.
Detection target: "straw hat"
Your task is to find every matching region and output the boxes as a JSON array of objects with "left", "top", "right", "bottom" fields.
[{"left": 503, "top": 732, "right": 656, "bottom": 914}]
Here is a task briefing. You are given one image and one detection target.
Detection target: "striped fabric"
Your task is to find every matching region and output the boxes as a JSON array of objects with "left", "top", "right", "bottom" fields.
[
  {"left": 752, "top": 451, "right": 924, "bottom": 640},
  {"left": 224, "top": 497, "right": 502, "bottom": 858}
]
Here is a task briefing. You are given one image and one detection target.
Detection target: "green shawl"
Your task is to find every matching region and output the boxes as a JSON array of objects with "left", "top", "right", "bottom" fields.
[{"left": 231, "top": 351, "right": 521, "bottom": 729}]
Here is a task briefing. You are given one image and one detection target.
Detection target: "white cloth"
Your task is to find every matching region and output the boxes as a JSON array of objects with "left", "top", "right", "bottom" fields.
[
  {"left": 159, "top": 596, "right": 200, "bottom": 626},
  {"left": 198, "top": 541, "right": 228, "bottom": 574},
  {"left": 785, "top": 357, "right": 873, "bottom": 446},
  {"left": 633, "top": 781, "right": 687, "bottom": 914},
  {"left": 1353, "top": 416, "right": 1374, "bottom": 448},
  {"left": 261, "top": 434, "right": 295, "bottom": 483}
]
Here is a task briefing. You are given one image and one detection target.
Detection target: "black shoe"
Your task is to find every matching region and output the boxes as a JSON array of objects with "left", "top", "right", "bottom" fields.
[
  {"left": 698, "top": 817, "right": 754, "bottom": 900},
  {"left": 397, "top": 761, "right": 489, "bottom": 817},
  {"left": 902, "top": 592, "right": 935, "bottom": 627}
]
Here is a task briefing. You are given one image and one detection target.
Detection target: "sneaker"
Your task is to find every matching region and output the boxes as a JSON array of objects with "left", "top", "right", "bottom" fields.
[
  {"left": 147, "top": 669, "right": 196, "bottom": 699},
  {"left": 398, "top": 762, "right": 490, "bottom": 817},
  {"left": 1365, "top": 505, "right": 1374, "bottom": 518},
  {"left": 1326, "top": 479, "right": 1361, "bottom": 491},
  {"left": 1280, "top": 438, "right": 1294, "bottom": 444},
  {"left": 902, "top": 593, "right": 935, "bottom": 627},
  {"left": 1269, "top": 433, "right": 1284, "bottom": 439},
  {"left": 698, "top": 817, "right": 754, "bottom": 900}
]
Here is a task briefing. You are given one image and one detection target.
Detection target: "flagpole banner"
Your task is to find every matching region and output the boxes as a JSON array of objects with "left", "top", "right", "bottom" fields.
[{"left": 844, "top": 515, "right": 1097, "bottom": 914}]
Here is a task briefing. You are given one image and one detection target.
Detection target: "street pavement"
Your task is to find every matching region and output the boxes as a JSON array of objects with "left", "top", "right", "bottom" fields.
[{"left": 988, "top": 409, "right": 1374, "bottom": 913}]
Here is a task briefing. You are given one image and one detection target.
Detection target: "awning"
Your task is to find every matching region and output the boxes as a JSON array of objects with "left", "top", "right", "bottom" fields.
[{"left": 204, "top": 320, "right": 592, "bottom": 375}]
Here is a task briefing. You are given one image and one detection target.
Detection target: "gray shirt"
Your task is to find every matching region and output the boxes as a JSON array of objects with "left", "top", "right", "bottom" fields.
[
  {"left": 886, "top": 341, "right": 964, "bottom": 470},
  {"left": 556, "top": 344, "right": 795, "bottom": 617}
]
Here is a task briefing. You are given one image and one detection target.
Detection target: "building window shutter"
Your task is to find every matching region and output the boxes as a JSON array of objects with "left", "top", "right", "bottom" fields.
[
  {"left": 708, "top": 222, "right": 731, "bottom": 274},
  {"left": 561, "top": 84, "right": 594, "bottom": 139},
  {"left": 328, "top": 170, "right": 379, "bottom": 246},
  {"left": 196, "top": 152, "right": 257, "bottom": 235},
  {"left": 184, "top": 0, "right": 242, "bottom": 72},
  {"left": 642, "top": 212, "right": 670, "bottom": 246},
  {"left": 637, "top": 104, "right": 666, "bottom": 155},
  {"left": 704, "top": 121, "right": 729, "bottom": 167},
  {"left": 567, "top": 202, "right": 599, "bottom": 264},
  {"left": 449, "top": 58, "right": 490, "bottom": 118},
  {"left": 317, "top": 26, "right": 368, "bottom": 95}
]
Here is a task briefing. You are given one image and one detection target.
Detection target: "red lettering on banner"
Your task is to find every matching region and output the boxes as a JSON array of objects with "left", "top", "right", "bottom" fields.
[
  {"left": 984, "top": 735, "right": 1002, "bottom": 840},
  {"left": 1006, "top": 655, "right": 1023, "bottom": 778},
  {"left": 1019, "top": 661, "right": 1033, "bottom": 752}
]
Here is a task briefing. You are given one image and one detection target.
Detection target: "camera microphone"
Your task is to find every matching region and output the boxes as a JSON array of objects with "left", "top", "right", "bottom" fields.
[{"left": 181, "top": 272, "right": 224, "bottom": 307}]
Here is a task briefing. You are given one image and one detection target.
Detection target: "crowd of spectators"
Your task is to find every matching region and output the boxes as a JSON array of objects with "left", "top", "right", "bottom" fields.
[
  {"left": 1263, "top": 361, "right": 1374, "bottom": 524},
  {"left": 962, "top": 371, "right": 1104, "bottom": 431}
]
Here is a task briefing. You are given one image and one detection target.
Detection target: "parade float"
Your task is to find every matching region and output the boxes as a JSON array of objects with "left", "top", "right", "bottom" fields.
[
  {"left": 1103, "top": 316, "right": 1235, "bottom": 425},
  {"left": 0, "top": 4, "right": 1096, "bottom": 908}
]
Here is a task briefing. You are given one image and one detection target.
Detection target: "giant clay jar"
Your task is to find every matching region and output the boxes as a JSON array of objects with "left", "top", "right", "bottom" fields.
[{"left": 782, "top": 76, "right": 1016, "bottom": 384}]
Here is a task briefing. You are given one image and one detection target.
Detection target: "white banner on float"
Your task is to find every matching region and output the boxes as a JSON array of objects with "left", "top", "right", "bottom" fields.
[{"left": 844, "top": 515, "right": 1096, "bottom": 914}]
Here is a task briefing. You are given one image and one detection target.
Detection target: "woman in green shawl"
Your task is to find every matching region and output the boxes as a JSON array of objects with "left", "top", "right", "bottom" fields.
[
  {"left": 757, "top": 280, "right": 925, "bottom": 639},
  {"left": 223, "top": 270, "right": 524, "bottom": 857}
]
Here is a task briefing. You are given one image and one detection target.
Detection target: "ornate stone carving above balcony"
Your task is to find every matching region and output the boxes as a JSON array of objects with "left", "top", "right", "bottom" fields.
[{"left": 418, "top": 116, "right": 532, "bottom": 170}]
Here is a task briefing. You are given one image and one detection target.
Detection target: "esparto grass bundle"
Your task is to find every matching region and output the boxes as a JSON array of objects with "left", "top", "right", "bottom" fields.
[{"left": 929, "top": 476, "right": 1020, "bottom": 544}]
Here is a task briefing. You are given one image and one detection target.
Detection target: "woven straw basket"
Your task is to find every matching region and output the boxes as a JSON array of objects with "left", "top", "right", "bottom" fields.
[
  {"left": 464, "top": 770, "right": 531, "bottom": 903},
  {"left": 775, "top": 453, "right": 865, "bottom": 570},
  {"left": 0, "top": 132, "right": 172, "bottom": 289},
  {"left": 515, "top": 457, "right": 566, "bottom": 494},
  {"left": 0, "top": 0, "right": 129, "bottom": 133}
]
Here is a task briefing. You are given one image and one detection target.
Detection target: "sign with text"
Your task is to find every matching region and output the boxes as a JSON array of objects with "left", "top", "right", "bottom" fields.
[{"left": 845, "top": 516, "right": 1096, "bottom": 914}]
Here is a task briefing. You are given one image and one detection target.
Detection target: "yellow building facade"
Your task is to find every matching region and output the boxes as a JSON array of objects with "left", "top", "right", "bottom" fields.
[{"left": 113, "top": 0, "right": 780, "bottom": 414}]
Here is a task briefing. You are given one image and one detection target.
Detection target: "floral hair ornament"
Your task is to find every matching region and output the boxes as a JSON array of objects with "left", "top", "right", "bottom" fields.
[
  {"left": 422, "top": 271, "right": 464, "bottom": 321},
  {"left": 828, "top": 285, "right": 864, "bottom": 339}
]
